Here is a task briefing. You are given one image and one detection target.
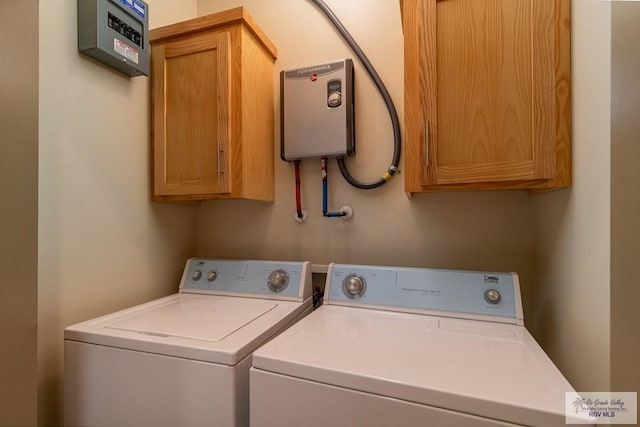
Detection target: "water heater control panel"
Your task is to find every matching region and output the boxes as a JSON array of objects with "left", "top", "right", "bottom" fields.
[{"left": 327, "top": 80, "right": 342, "bottom": 108}]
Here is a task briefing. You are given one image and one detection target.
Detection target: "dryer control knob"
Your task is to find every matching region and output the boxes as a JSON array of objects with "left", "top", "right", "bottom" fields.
[
  {"left": 206, "top": 270, "right": 217, "bottom": 282},
  {"left": 484, "top": 289, "right": 502, "bottom": 304},
  {"left": 343, "top": 274, "right": 366, "bottom": 298},
  {"left": 268, "top": 269, "right": 289, "bottom": 293},
  {"left": 192, "top": 270, "right": 203, "bottom": 281}
]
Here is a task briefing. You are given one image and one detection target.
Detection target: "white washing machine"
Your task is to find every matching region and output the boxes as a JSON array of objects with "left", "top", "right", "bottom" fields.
[
  {"left": 251, "top": 263, "right": 592, "bottom": 426},
  {"left": 64, "top": 258, "right": 312, "bottom": 427}
]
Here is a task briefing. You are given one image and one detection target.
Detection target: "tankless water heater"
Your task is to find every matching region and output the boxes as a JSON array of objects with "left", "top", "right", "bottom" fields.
[{"left": 281, "top": 59, "right": 354, "bottom": 161}]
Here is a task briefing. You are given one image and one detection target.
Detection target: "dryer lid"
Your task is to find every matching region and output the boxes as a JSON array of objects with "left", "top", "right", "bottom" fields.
[{"left": 252, "top": 305, "right": 579, "bottom": 426}]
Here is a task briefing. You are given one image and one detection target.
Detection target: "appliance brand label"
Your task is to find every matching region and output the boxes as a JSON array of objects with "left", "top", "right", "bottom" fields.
[{"left": 284, "top": 61, "right": 346, "bottom": 79}]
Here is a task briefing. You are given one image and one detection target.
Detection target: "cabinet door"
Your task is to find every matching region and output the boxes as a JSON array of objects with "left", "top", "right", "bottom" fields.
[
  {"left": 404, "top": 0, "right": 557, "bottom": 189},
  {"left": 152, "top": 31, "right": 231, "bottom": 198}
]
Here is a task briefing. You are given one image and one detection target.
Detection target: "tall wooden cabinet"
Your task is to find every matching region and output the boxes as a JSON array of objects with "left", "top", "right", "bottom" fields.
[
  {"left": 401, "top": 0, "right": 571, "bottom": 193},
  {"left": 150, "top": 8, "right": 277, "bottom": 201}
]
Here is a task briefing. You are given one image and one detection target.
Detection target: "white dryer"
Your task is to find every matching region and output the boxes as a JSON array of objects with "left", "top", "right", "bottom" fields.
[
  {"left": 64, "top": 258, "right": 312, "bottom": 427},
  {"left": 251, "top": 263, "right": 591, "bottom": 426}
]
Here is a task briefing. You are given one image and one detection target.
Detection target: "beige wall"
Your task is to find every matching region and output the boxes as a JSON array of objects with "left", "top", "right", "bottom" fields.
[
  {"left": 611, "top": 1, "right": 640, "bottom": 393},
  {"left": 0, "top": 1, "right": 39, "bottom": 425},
  {"left": 194, "top": 1, "right": 535, "bottom": 319},
  {"left": 196, "top": 0, "right": 634, "bottom": 394},
  {"left": 532, "top": 0, "right": 612, "bottom": 391},
  {"left": 3, "top": 1, "right": 628, "bottom": 424},
  {"left": 37, "top": 1, "right": 198, "bottom": 424}
]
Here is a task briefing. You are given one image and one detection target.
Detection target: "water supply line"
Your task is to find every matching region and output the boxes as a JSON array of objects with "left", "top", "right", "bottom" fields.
[
  {"left": 321, "top": 158, "right": 349, "bottom": 218},
  {"left": 294, "top": 161, "right": 303, "bottom": 219},
  {"left": 308, "top": 0, "right": 402, "bottom": 190},
  {"left": 293, "top": 160, "right": 308, "bottom": 223}
]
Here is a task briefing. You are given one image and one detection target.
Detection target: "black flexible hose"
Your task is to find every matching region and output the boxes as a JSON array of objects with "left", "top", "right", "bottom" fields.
[{"left": 308, "top": 0, "right": 402, "bottom": 190}]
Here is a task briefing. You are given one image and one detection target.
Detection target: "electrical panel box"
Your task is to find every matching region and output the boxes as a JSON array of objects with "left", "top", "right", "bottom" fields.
[
  {"left": 281, "top": 59, "right": 354, "bottom": 161},
  {"left": 78, "top": 0, "right": 150, "bottom": 77}
]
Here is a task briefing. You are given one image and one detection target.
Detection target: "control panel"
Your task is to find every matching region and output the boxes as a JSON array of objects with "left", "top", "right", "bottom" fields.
[
  {"left": 327, "top": 79, "right": 342, "bottom": 108},
  {"left": 180, "top": 259, "right": 312, "bottom": 301},
  {"left": 325, "top": 264, "right": 522, "bottom": 324},
  {"left": 78, "top": 0, "right": 150, "bottom": 77}
]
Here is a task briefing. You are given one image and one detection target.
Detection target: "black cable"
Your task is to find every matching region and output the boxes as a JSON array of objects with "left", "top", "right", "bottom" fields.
[{"left": 308, "top": 0, "right": 402, "bottom": 190}]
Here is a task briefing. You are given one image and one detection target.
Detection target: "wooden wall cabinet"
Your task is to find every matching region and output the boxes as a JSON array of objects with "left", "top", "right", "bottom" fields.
[
  {"left": 150, "top": 8, "right": 277, "bottom": 201},
  {"left": 401, "top": 0, "right": 571, "bottom": 193}
]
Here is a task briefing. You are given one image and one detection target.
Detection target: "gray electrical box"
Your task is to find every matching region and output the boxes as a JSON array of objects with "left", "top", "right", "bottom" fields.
[
  {"left": 78, "top": 0, "right": 150, "bottom": 77},
  {"left": 281, "top": 59, "right": 355, "bottom": 161}
]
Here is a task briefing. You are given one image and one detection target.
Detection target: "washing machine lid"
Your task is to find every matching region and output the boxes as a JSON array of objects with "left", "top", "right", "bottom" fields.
[
  {"left": 105, "top": 296, "right": 276, "bottom": 342},
  {"left": 65, "top": 293, "right": 310, "bottom": 365},
  {"left": 252, "top": 305, "right": 579, "bottom": 426}
]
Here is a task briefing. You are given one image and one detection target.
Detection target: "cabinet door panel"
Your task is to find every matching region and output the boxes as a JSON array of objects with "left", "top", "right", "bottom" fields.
[
  {"left": 404, "top": 0, "right": 558, "bottom": 188},
  {"left": 153, "top": 31, "right": 231, "bottom": 196},
  {"left": 431, "top": 0, "right": 555, "bottom": 185},
  {"left": 437, "top": 1, "right": 533, "bottom": 165}
]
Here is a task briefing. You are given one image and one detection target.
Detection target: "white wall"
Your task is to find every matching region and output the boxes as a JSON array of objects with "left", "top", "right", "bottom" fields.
[
  {"left": 195, "top": 0, "right": 535, "bottom": 317},
  {"left": 37, "top": 1, "right": 198, "bottom": 424},
  {"left": 532, "top": 0, "right": 612, "bottom": 391},
  {"left": 0, "top": 1, "right": 38, "bottom": 425}
]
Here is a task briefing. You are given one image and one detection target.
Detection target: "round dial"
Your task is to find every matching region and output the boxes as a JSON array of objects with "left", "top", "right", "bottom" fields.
[
  {"left": 343, "top": 274, "right": 366, "bottom": 298},
  {"left": 484, "top": 289, "right": 502, "bottom": 304},
  {"left": 328, "top": 92, "right": 342, "bottom": 107},
  {"left": 268, "top": 269, "right": 289, "bottom": 293},
  {"left": 192, "top": 270, "right": 202, "bottom": 281},
  {"left": 206, "top": 270, "right": 218, "bottom": 282}
]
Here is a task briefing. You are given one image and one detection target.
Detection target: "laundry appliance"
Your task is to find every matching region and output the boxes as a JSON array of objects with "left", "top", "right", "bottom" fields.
[
  {"left": 250, "top": 263, "right": 590, "bottom": 426},
  {"left": 65, "top": 258, "right": 312, "bottom": 427}
]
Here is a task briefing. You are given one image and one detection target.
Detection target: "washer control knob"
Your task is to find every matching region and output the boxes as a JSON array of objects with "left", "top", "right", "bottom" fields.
[
  {"left": 206, "top": 270, "right": 217, "bottom": 282},
  {"left": 268, "top": 269, "right": 289, "bottom": 292},
  {"left": 192, "top": 270, "right": 203, "bottom": 281},
  {"left": 343, "top": 274, "right": 366, "bottom": 298},
  {"left": 484, "top": 289, "right": 502, "bottom": 304}
]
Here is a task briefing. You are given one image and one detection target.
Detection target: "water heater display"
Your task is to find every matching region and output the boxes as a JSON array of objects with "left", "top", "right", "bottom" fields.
[
  {"left": 327, "top": 80, "right": 342, "bottom": 108},
  {"left": 281, "top": 59, "right": 354, "bottom": 161}
]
